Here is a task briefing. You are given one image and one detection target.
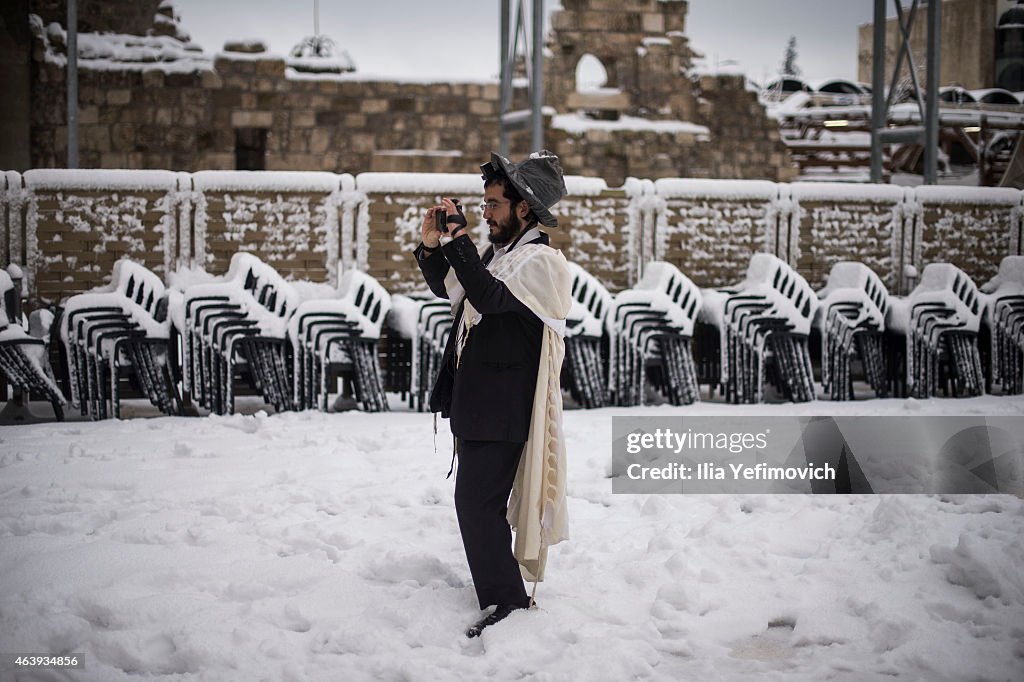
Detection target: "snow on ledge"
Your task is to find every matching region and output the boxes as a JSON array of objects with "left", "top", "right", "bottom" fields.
[
  {"left": 552, "top": 114, "right": 710, "bottom": 137},
  {"left": 285, "top": 69, "right": 497, "bottom": 86},
  {"left": 191, "top": 171, "right": 340, "bottom": 192},
  {"left": 655, "top": 178, "right": 777, "bottom": 201},
  {"left": 23, "top": 169, "right": 178, "bottom": 191},
  {"left": 564, "top": 176, "right": 608, "bottom": 195},
  {"left": 356, "top": 173, "right": 483, "bottom": 195},
  {"left": 355, "top": 172, "right": 607, "bottom": 197},
  {"left": 912, "top": 185, "right": 1022, "bottom": 206},
  {"left": 788, "top": 182, "right": 906, "bottom": 203}
]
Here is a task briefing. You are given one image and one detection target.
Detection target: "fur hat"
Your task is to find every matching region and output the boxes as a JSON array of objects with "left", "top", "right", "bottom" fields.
[{"left": 480, "top": 150, "right": 568, "bottom": 228}]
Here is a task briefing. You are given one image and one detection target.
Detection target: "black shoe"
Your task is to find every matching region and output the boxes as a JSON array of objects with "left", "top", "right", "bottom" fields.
[{"left": 465, "top": 601, "right": 532, "bottom": 638}]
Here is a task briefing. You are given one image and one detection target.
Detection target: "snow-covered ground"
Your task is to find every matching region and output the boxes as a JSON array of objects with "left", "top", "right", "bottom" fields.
[{"left": 2, "top": 395, "right": 1023, "bottom": 681}]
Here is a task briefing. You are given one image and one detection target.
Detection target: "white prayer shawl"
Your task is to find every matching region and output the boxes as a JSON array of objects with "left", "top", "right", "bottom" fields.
[{"left": 452, "top": 243, "right": 572, "bottom": 582}]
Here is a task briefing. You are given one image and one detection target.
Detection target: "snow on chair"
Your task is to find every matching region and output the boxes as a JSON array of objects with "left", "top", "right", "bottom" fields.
[
  {"left": 886, "top": 263, "right": 984, "bottom": 399},
  {"left": 179, "top": 253, "right": 299, "bottom": 414},
  {"left": 0, "top": 267, "right": 67, "bottom": 420},
  {"left": 815, "top": 262, "right": 889, "bottom": 400},
  {"left": 980, "top": 256, "right": 1024, "bottom": 394},
  {"left": 607, "top": 262, "right": 703, "bottom": 406},
  {"left": 288, "top": 269, "right": 391, "bottom": 412},
  {"left": 706, "top": 254, "right": 818, "bottom": 404},
  {"left": 59, "top": 259, "right": 181, "bottom": 419},
  {"left": 563, "top": 263, "right": 613, "bottom": 409}
]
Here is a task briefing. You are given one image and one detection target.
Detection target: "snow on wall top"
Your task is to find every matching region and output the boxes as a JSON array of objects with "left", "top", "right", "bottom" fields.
[
  {"left": 354, "top": 173, "right": 607, "bottom": 196},
  {"left": 788, "top": 182, "right": 905, "bottom": 202},
  {"left": 285, "top": 70, "right": 496, "bottom": 86},
  {"left": 552, "top": 114, "right": 709, "bottom": 137},
  {"left": 23, "top": 169, "right": 179, "bottom": 191},
  {"left": 356, "top": 173, "right": 484, "bottom": 195},
  {"left": 654, "top": 178, "right": 777, "bottom": 200},
  {"left": 191, "top": 171, "right": 340, "bottom": 192},
  {"left": 913, "top": 186, "right": 1022, "bottom": 206}
]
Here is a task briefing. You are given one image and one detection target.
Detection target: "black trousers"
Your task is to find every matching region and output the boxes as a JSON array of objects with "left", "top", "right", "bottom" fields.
[{"left": 455, "top": 439, "right": 529, "bottom": 610}]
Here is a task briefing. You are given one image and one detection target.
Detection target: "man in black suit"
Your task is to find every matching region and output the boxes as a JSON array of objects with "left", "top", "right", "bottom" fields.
[{"left": 413, "top": 151, "right": 570, "bottom": 638}]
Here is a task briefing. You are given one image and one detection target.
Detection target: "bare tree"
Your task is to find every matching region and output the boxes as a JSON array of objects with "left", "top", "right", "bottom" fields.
[{"left": 781, "top": 36, "right": 801, "bottom": 77}]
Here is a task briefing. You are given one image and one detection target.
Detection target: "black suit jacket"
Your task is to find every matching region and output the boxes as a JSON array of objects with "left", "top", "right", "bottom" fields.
[{"left": 414, "top": 231, "right": 548, "bottom": 442}]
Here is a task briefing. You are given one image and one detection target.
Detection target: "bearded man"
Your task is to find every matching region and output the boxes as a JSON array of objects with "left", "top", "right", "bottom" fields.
[{"left": 413, "top": 151, "right": 572, "bottom": 638}]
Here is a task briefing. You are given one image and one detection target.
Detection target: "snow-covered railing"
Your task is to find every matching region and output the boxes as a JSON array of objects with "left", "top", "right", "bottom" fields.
[
  {"left": 981, "top": 255, "right": 1024, "bottom": 395},
  {"left": 607, "top": 261, "right": 703, "bottom": 406},
  {"left": 815, "top": 261, "right": 890, "bottom": 400},
  {"left": 2, "top": 170, "right": 1021, "bottom": 307},
  {"left": 59, "top": 259, "right": 180, "bottom": 419},
  {"left": 174, "top": 253, "right": 300, "bottom": 414},
  {"left": 887, "top": 263, "right": 985, "bottom": 399},
  {"left": 287, "top": 269, "right": 392, "bottom": 412},
  {"left": 0, "top": 266, "right": 67, "bottom": 419}
]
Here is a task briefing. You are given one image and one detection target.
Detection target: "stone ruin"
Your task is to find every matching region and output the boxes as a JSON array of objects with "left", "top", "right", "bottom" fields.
[{"left": 10, "top": 0, "right": 797, "bottom": 184}]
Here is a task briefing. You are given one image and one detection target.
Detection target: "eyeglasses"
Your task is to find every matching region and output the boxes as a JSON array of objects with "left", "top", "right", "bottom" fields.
[{"left": 479, "top": 200, "right": 509, "bottom": 213}]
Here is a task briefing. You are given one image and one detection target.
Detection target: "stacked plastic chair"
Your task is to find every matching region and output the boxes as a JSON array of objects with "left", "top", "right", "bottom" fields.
[
  {"left": 607, "top": 262, "right": 703, "bottom": 406},
  {"left": 0, "top": 268, "right": 67, "bottom": 419},
  {"left": 815, "top": 262, "right": 890, "bottom": 400},
  {"left": 178, "top": 254, "right": 299, "bottom": 415},
  {"left": 288, "top": 269, "right": 391, "bottom": 412},
  {"left": 414, "top": 298, "right": 455, "bottom": 412},
  {"left": 886, "top": 263, "right": 984, "bottom": 399},
  {"left": 383, "top": 293, "right": 451, "bottom": 411},
  {"left": 982, "top": 256, "right": 1024, "bottom": 394},
  {"left": 60, "top": 260, "right": 181, "bottom": 419},
  {"left": 705, "top": 254, "right": 819, "bottom": 404},
  {"left": 563, "top": 263, "right": 613, "bottom": 409}
]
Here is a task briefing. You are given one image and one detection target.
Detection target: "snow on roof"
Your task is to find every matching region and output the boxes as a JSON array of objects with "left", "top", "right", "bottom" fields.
[
  {"left": 31, "top": 16, "right": 212, "bottom": 74},
  {"left": 214, "top": 50, "right": 287, "bottom": 62},
  {"left": 191, "top": 171, "right": 340, "bottom": 192},
  {"left": 552, "top": 114, "right": 709, "bottom": 137},
  {"left": 23, "top": 169, "right": 179, "bottom": 191},
  {"left": 913, "top": 185, "right": 1021, "bottom": 205},
  {"left": 654, "top": 178, "right": 777, "bottom": 201},
  {"left": 788, "top": 182, "right": 905, "bottom": 202}
]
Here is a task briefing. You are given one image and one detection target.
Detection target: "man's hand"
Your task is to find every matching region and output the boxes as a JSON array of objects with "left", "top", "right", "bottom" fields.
[
  {"left": 442, "top": 198, "right": 469, "bottom": 240},
  {"left": 421, "top": 205, "right": 444, "bottom": 248}
]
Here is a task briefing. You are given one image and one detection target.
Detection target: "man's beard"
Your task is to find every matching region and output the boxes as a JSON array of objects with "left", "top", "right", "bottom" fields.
[{"left": 487, "top": 212, "right": 522, "bottom": 246}]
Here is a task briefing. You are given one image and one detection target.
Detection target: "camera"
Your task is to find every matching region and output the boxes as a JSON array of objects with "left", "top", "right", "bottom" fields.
[{"left": 435, "top": 199, "right": 466, "bottom": 234}]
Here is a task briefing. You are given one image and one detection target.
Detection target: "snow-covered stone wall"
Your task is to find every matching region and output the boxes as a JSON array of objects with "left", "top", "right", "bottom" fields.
[
  {"left": 353, "top": 174, "right": 631, "bottom": 295},
  {"left": 2, "top": 170, "right": 1019, "bottom": 305},
  {"left": 786, "top": 183, "right": 908, "bottom": 291}
]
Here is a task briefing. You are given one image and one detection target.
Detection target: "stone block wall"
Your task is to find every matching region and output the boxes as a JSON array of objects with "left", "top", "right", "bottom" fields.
[
  {"left": 787, "top": 184, "right": 908, "bottom": 291},
  {"left": 355, "top": 175, "right": 634, "bottom": 296},
  {"left": 654, "top": 179, "right": 779, "bottom": 288},
  {"left": 693, "top": 75, "right": 798, "bottom": 183},
  {"left": 911, "top": 186, "right": 1021, "bottom": 288},
  {"left": 21, "top": 170, "right": 179, "bottom": 305}
]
